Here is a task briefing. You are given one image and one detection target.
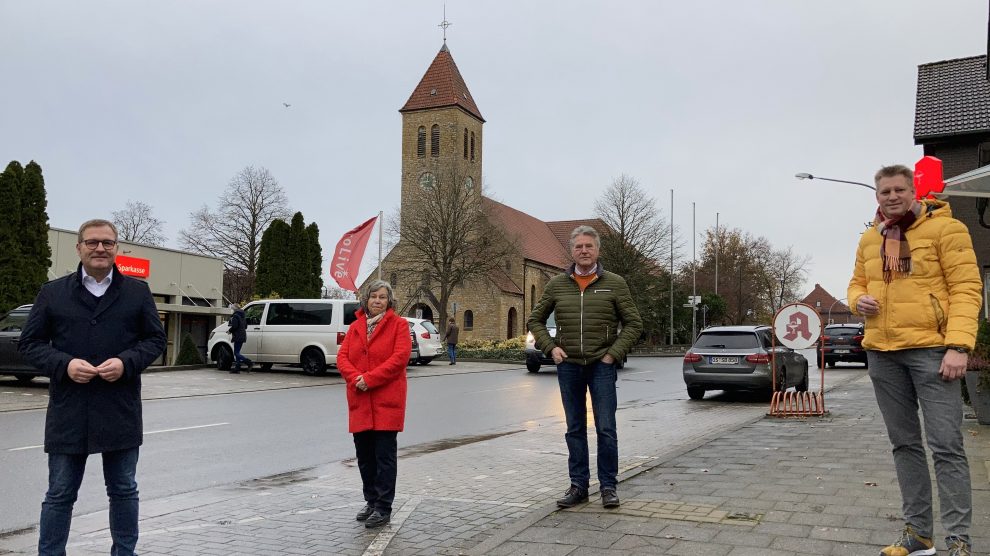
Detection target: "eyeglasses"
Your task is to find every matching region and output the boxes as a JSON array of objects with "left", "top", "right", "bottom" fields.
[{"left": 80, "top": 239, "right": 118, "bottom": 250}]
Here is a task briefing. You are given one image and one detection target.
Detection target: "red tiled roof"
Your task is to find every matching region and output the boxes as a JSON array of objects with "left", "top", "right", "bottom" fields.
[
  {"left": 482, "top": 197, "right": 570, "bottom": 269},
  {"left": 400, "top": 44, "right": 484, "bottom": 122},
  {"left": 545, "top": 219, "right": 611, "bottom": 252},
  {"left": 800, "top": 283, "right": 850, "bottom": 313},
  {"left": 488, "top": 268, "right": 523, "bottom": 295}
]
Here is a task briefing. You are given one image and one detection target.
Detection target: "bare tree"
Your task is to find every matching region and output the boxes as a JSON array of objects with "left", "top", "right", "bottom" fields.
[
  {"left": 386, "top": 165, "right": 516, "bottom": 329},
  {"left": 179, "top": 166, "right": 291, "bottom": 298},
  {"left": 594, "top": 175, "right": 679, "bottom": 268},
  {"left": 594, "top": 174, "right": 683, "bottom": 342},
  {"left": 752, "top": 245, "right": 812, "bottom": 316},
  {"left": 112, "top": 200, "right": 167, "bottom": 246}
]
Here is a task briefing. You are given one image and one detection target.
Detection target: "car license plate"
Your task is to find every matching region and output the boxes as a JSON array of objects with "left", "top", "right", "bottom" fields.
[
  {"left": 709, "top": 356, "right": 738, "bottom": 364},
  {"left": 834, "top": 349, "right": 850, "bottom": 354}
]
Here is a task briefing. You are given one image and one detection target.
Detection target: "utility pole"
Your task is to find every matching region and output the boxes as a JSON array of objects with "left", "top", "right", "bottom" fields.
[
  {"left": 692, "top": 201, "right": 696, "bottom": 343},
  {"left": 714, "top": 212, "right": 719, "bottom": 296},
  {"left": 669, "top": 189, "right": 674, "bottom": 346}
]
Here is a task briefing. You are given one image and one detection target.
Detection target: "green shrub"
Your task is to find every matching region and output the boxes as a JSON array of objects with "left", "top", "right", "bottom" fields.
[
  {"left": 456, "top": 335, "right": 527, "bottom": 361},
  {"left": 174, "top": 332, "right": 205, "bottom": 365}
]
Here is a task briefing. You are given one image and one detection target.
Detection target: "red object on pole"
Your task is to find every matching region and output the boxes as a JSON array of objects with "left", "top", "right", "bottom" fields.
[
  {"left": 330, "top": 215, "right": 378, "bottom": 292},
  {"left": 914, "top": 156, "right": 944, "bottom": 199}
]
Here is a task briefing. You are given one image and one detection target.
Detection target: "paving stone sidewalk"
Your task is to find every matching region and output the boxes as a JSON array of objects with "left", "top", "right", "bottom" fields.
[{"left": 473, "top": 374, "right": 990, "bottom": 556}]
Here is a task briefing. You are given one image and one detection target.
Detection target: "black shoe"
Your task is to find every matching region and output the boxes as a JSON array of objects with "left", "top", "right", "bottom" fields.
[
  {"left": 556, "top": 486, "right": 588, "bottom": 508},
  {"left": 365, "top": 510, "right": 390, "bottom": 528},
  {"left": 230, "top": 369, "right": 240, "bottom": 374},
  {"left": 601, "top": 488, "right": 620, "bottom": 508},
  {"left": 449, "top": 362, "right": 455, "bottom": 365},
  {"left": 355, "top": 504, "right": 374, "bottom": 522}
]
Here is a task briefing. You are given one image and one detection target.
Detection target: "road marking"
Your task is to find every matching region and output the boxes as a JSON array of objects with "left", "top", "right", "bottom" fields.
[
  {"left": 145, "top": 422, "right": 229, "bottom": 435},
  {"left": 6, "top": 422, "right": 230, "bottom": 452},
  {"left": 468, "top": 385, "right": 531, "bottom": 394},
  {"left": 623, "top": 370, "right": 654, "bottom": 375},
  {"left": 363, "top": 494, "right": 422, "bottom": 556}
]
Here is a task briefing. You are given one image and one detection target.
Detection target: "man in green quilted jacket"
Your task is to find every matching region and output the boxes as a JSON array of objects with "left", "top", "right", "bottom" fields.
[{"left": 528, "top": 225, "right": 642, "bottom": 510}]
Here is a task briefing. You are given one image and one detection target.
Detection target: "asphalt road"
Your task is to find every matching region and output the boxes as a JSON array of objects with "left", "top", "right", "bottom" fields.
[{"left": 0, "top": 353, "right": 834, "bottom": 534}]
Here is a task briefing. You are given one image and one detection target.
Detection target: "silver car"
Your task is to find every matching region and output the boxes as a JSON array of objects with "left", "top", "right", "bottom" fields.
[{"left": 682, "top": 325, "right": 809, "bottom": 400}]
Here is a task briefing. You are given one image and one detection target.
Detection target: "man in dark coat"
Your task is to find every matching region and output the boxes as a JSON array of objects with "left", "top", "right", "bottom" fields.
[
  {"left": 227, "top": 303, "right": 251, "bottom": 373},
  {"left": 445, "top": 317, "right": 459, "bottom": 365},
  {"left": 20, "top": 219, "right": 166, "bottom": 556}
]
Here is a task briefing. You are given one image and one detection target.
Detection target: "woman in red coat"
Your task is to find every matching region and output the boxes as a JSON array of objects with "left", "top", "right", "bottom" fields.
[{"left": 337, "top": 280, "right": 411, "bottom": 529}]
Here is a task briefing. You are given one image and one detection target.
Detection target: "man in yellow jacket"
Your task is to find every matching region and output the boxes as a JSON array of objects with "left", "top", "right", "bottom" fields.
[{"left": 849, "top": 164, "right": 981, "bottom": 556}]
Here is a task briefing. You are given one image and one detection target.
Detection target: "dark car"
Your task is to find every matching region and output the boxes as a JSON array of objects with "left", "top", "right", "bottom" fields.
[
  {"left": 0, "top": 305, "right": 44, "bottom": 384},
  {"left": 682, "top": 325, "right": 809, "bottom": 400},
  {"left": 819, "top": 323, "right": 867, "bottom": 368}
]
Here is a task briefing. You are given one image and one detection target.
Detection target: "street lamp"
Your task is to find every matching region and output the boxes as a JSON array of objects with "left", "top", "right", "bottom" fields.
[{"left": 795, "top": 173, "right": 876, "bottom": 192}]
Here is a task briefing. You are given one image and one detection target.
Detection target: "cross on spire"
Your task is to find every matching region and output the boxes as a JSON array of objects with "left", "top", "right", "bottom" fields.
[{"left": 438, "top": 5, "right": 452, "bottom": 43}]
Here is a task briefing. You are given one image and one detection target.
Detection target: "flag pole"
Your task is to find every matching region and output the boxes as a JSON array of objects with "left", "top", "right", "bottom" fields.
[{"left": 377, "top": 210, "right": 383, "bottom": 280}]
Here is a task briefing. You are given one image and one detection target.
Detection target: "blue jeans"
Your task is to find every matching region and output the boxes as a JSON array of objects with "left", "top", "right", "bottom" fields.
[
  {"left": 556, "top": 360, "right": 618, "bottom": 491},
  {"left": 868, "top": 348, "right": 971, "bottom": 546},
  {"left": 233, "top": 340, "right": 250, "bottom": 366},
  {"left": 447, "top": 343, "right": 456, "bottom": 363},
  {"left": 39, "top": 447, "right": 140, "bottom": 556}
]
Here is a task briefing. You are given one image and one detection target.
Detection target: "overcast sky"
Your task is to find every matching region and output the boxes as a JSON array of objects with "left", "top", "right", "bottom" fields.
[{"left": 2, "top": 1, "right": 986, "bottom": 303}]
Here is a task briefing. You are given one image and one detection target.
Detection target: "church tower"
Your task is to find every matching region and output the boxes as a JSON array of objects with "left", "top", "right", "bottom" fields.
[{"left": 398, "top": 44, "right": 484, "bottom": 228}]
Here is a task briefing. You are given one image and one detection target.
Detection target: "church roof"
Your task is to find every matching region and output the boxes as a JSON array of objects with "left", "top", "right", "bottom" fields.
[
  {"left": 545, "top": 219, "right": 610, "bottom": 251},
  {"left": 482, "top": 197, "right": 570, "bottom": 269},
  {"left": 400, "top": 44, "right": 485, "bottom": 122}
]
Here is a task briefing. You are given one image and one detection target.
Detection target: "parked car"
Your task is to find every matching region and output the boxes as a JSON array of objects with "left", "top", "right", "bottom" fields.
[
  {"left": 524, "top": 312, "right": 626, "bottom": 373},
  {"left": 682, "top": 325, "right": 809, "bottom": 400},
  {"left": 525, "top": 312, "right": 556, "bottom": 373},
  {"left": 207, "top": 299, "right": 360, "bottom": 375},
  {"left": 0, "top": 305, "right": 44, "bottom": 384},
  {"left": 408, "top": 323, "right": 420, "bottom": 365},
  {"left": 819, "top": 323, "right": 867, "bottom": 368},
  {"left": 404, "top": 317, "right": 444, "bottom": 365}
]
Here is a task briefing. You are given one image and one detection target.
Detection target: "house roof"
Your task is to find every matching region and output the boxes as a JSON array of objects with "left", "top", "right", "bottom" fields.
[
  {"left": 488, "top": 268, "right": 523, "bottom": 295},
  {"left": 800, "top": 283, "right": 850, "bottom": 314},
  {"left": 400, "top": 44, "right": 484, "bottom": 122},
  {"left": 914, "top": 55, "right": 990, "bottom": 142},
  {"left": 545, "top": 219, "right": 610, "bottom": 252},
  {"left": 482, "top": 197, "right": 570, "bottom": 269}
]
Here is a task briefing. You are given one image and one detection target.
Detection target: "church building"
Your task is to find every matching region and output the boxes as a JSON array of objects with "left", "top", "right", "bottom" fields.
[{"left": 373, "top": 43, "right": 602, "bottom": 341}]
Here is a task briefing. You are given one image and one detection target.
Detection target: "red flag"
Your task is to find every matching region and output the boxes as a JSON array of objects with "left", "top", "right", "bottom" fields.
[{"left": 330, "top": 215, "right": 378, "bottom": 292}]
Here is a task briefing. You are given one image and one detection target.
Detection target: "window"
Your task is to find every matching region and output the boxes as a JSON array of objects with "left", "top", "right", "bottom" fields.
[
  {"left": 530, "top": 285, "right": 536, "bottom": 310},
  {"left": 0, "top": 311, "right": 28, "bottom": 332},
  {"left": 470, "top": 131, "right": 475, "bottom": 161},
  {"left": 980, "top": 142, "right": 990, "bottom": 167},
  {"left": 431, "top": 124, "right": 440, "bottom": 157},
  {"left": 463, "top": 128, "right": 468, "bottom": 159},
  {"left": 463, "top": 310, "right": 474, "bottom": 331},
  {"left": 343, "top": 302, "right": 360, "bottom": 326},
  {"left": 244, "top": 304, "right": 265, "bottom": 326},
  {"left": 815, "top": 301, "right": 821, "bottom": 308},
  {"left": 417, "top": 126, "right": 426, "bottom": 158},
  {"left": 694, "top": 331, "right": 760, "bottom": 349},
  {"left": 390, "top": 272, "right": 398, "bottom": 287},
  {"left": 265, "top": 302, "right": 333, "bottom": 326}
]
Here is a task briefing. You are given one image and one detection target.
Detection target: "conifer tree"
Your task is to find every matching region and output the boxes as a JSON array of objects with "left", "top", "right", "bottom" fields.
[
  {"left": 0, "top": 162, "right": 25, "bottom": 313},
  {"left": 286, "top": 212, "right": 310, "bottom": 298},
  {"left": 20, "top": 161, "right": 52, "bottom": 302},
  {"left": 306, "top": 222, "right": 323, "bottom": 298},
  {"left": 255, "top": 219, "right": 291, "bottom": 298}
]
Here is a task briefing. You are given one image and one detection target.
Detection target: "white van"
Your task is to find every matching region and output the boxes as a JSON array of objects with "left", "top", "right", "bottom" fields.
[{"left": 207, "top": 299, "right": 360, "bottom": 375}]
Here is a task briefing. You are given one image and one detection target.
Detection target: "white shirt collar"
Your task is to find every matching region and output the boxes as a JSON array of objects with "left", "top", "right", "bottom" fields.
[{"left": 81, "top": 266, "right": 114, "bottom": 297}]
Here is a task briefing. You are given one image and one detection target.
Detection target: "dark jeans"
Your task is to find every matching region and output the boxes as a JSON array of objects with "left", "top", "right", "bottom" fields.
[
  {"left": 233, "top": 340, "right": 250, "bottom": 367},
  {"left": 447, "top": 343, "right": 456, "bottom": 363},
  {"left": 39, "top": 447, "right": 140, "bottom": 556},
  {"left": 353, "top": 430, "right": 398, "bottom": 514},
  {"left": 556, "top": 360, "right": 618, "bottom": 491}
]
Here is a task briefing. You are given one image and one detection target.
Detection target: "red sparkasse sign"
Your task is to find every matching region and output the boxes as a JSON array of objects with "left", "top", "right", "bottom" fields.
[
  {"left": 116, "top": 254, "right": 150, "bottom": 278},
  {"left": 331, "top": 215, "right": 378, "bottom": 292}
]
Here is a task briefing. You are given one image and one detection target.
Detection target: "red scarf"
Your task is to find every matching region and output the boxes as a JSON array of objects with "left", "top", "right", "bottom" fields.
[{"left": 874, "top": 203, "right": 919, "bottom": 283}]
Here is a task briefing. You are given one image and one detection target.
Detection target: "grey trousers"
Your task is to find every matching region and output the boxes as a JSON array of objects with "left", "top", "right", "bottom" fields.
[{"left": 868, "top": 348, "right": 971, "bottom": 545}]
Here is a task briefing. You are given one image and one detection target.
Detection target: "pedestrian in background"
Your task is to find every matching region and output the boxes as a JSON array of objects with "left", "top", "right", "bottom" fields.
[
  {"left": 849, "top": 165, "right": 980, "bottom": 556},
  {"left": 445, "top": 316, "right": 459, "bottom": 365},
  {"left": 337, "top": 280, "right": 411, "bottom": 528},
  {"left": 19, "top": 219, "right": 167, "bottom": 556},
  {"left": 528, "top": 225, "right": 642, "bottom": 510},
  {"left": 227, "top": 303, "right": 251, "bottom": 373}
]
